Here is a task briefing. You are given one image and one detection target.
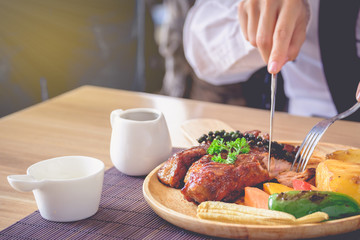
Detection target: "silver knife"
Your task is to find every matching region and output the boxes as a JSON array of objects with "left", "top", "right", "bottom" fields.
[{"left": 268, "top": 73, "right": 277, "bottom": 172}]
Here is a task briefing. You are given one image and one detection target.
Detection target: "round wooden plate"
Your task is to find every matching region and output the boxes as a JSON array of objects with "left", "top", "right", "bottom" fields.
[{"left": 142, "top": 142, "right": 360, "bottom": 239}]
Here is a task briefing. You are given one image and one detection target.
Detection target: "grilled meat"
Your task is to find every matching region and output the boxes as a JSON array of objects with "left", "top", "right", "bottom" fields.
[
  {"left": 181, "top": 154, "right": 270, "bottom": 203},
  {"left": 157, "top": 145, "right": 208, "bottom": 188},
  {"left": 157, "top": 130, "right": 315, "bottom": 204},
  {"left": 245, "top": 149, "right": 293, "bottom": 178},
  {"left": 184, "top": 155, "right": 212, "bottom": 184},
  {"left": 276, "top": 168, "right": 316, "bottom": 187},
  {"left": 181, "top": 152, "right": 297, "bottom": 204}
]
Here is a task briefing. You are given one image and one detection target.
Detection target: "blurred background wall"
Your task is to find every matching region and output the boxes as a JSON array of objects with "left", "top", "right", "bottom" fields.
[{"left": 0, "top": 0, "right": 165, "bottom": 117}]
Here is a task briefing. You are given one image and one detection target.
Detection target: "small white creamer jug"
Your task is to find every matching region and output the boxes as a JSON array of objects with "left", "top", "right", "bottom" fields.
[
  {"left": 110, "top": 108, "right": 172, "bottom": 176},
  {"left": 7, "top": 156, "right": 104, "bottom": 222}
]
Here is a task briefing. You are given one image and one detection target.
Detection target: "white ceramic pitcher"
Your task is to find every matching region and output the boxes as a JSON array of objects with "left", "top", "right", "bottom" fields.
[{"left": 110, "top": 108, "right": 172, "bottom": 176}]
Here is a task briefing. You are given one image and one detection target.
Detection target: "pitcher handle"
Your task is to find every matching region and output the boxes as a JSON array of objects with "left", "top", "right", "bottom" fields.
[
  {"left": 110, "top": 109, "right": 123, "bottom": 128},
  {"left": 7, "top": 175, "right": 45, "bottom": 192}
]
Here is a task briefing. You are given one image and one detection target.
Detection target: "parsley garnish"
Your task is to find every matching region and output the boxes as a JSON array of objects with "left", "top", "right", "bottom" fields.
[{"left": 207, "top": 137, "right": 250, "bottom": 164}]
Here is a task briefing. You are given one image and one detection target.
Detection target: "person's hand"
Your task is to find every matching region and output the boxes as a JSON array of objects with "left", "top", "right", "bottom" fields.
[
  {"left": 357, "top": 82, "right": 360, "bottom": 102},
  {"left": 238, "top": 0, "right": 310, "bottom": 74}
]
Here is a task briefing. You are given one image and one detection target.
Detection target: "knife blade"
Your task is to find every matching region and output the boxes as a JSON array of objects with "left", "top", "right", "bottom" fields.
[{"left": 268, "top": 73, "right": 277, "bottom": 172}]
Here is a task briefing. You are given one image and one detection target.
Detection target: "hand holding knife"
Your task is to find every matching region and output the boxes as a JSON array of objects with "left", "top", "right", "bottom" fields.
[{"left": 268, "top": 73, "right": 277, "bottom": 172}]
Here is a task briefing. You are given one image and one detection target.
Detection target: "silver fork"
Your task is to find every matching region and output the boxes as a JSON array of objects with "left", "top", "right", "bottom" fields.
[{"left": 291, "top": 102, "right": 360, "bottom": 172}]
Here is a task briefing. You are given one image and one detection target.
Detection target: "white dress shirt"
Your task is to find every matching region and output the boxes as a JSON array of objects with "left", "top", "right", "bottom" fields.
[{"left": 184, "top": 0, "right": 360, "bottom": 118}]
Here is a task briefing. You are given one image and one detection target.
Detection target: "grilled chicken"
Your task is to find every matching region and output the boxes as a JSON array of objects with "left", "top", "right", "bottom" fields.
[
  {"left": 157, "top": 145, "right": 207, "bottom": 188},
  {"left": 181, "top": 154, "right": 271, "bottom": 203},
  {"left": 157, "top": 130, "right": 315, "bottom": 204},
  {"left": 276, "top": 168, "right": 316, "bottom": 187}
]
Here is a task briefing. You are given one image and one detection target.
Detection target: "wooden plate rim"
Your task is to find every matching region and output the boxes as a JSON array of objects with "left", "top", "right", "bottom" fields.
[{"left": 142, "top": 142, "right": 360, "bottom": 239}]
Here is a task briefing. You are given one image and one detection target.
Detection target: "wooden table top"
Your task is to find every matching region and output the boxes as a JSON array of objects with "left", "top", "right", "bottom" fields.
[{"left": 1, "top": 85, "right": 359, "bottom": 231}]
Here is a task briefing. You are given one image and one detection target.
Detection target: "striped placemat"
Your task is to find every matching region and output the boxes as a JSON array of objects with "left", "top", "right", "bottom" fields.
[
  {"left": 0, "top": 150, "right": 218, "bottom": 240},
  {"left": 3, "top": 151, "right": 358, "bottom": 240}
]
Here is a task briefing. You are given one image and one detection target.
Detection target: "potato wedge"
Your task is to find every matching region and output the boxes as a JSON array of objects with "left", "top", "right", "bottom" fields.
[
  {"left": 316, "top": 160, "right": 360, "bottom": 204},
  {"left": 326, "top": 149, "right": 360, "bottom": 164}
]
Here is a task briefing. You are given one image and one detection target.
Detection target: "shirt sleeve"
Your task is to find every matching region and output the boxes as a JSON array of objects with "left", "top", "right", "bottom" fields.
[{"left": 183, "top": 0, "right": 266, "bottom": 86}]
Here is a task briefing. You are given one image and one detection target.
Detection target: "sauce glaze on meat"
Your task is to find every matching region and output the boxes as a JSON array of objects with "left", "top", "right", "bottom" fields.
[
  {"left": 157, "top": 144, "right": 208, "bottom": 188},
  {"left": 157, "top": 130, "right": 315, "bottom": 204},
  {"left": 181, "top": 154, "right": 270, "bottom": 203}
]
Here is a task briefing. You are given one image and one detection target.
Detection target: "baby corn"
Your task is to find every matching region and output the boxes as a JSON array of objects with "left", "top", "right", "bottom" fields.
[
  {"left": 197, "top": 201, "right": 328, "bottom": 225},
  {"left": 197, "top": 201, "right": 295, "bottom": 225},
  {"left": 294, "top": 212, "right": 329, "bottom": 224}
]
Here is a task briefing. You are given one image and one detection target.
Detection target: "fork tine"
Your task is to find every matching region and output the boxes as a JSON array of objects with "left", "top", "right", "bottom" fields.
[
  {"left": 296, "top": 131, "right": 317, "bottom": 172},
  {"left": 300, "top": 125, "right": 331, "bottom": 172},
  {"left": 294, "top": 130, "right": 316, "bottom": 172},
  {"left": 291, "top": 145, "right": 303, "bottom": 171},
  {"left": 300, "top": 130, "right": 326, "bottom": 172},
  {"left": 290, "top": 131, "right": 313, "bottom": 171},
  {"left": 290, "top": 150, "right": 300, "bottom": 171},
  {"left": 296, "top": 122, "right": 332, "bottom": 172},
  {"left": 298, "top": 132, "right": 320, "bottom": 171}
]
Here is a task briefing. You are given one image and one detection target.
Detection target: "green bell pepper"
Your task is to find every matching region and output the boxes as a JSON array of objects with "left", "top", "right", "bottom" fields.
[{"left": 268, "top": 190, "right": 360, "bottom": 219}]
